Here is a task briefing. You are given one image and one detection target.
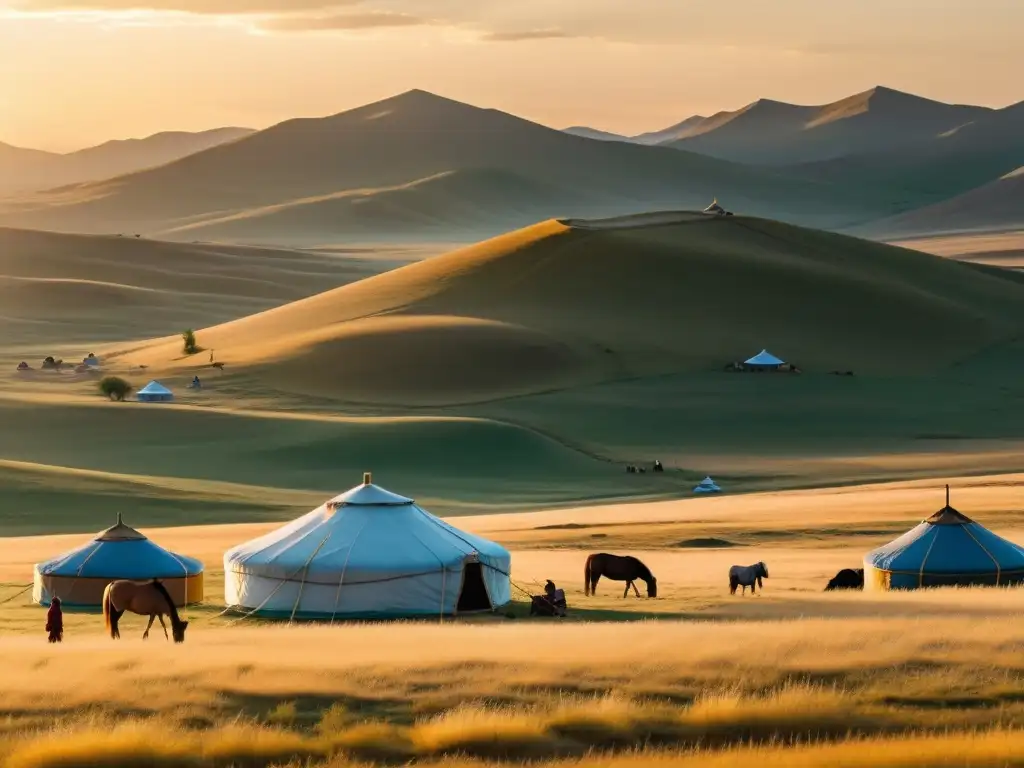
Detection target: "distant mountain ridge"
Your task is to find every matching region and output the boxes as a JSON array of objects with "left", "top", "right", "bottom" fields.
[
  {"left": 0, "top": 89, "right": 894, "bottom": 242},
  {"left": 0, "top": 127, "right": 254, "bottom": 195},
  {"left": 663, "top": 86, "right": 992, "bottom": 164},
  {"left": 4, "top": 85, "right": 1020, "bottom": 244},
  {"left": 562, "top": 127, "right": 629, "bottom": 142}
]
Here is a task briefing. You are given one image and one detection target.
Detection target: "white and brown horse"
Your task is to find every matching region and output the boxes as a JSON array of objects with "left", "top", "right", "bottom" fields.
[
  {"left": 102, "top": 579, "right": 189, "bottom": 642},
  {"left": 729, "top": 562, "right": 769, "bottom": 595}
]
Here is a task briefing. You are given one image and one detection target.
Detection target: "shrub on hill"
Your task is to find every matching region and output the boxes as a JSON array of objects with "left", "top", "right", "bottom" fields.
[
  {"left": 181, "top": 329, "right": 199, "bottom": 355},
  {"left": 99, "top": 376, "right": 132, "bottom": 401}
]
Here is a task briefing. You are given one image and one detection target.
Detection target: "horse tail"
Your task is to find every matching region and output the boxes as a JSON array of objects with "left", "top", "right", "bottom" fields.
[
  {"left": 102, "top": 584, "right": 112, "bottom": 637},
  {"left": 729, "top": 573, "right": 738, "bottom": 594},
  {"left": 584, "top": 555, "right": 594, "bottom": 596}
]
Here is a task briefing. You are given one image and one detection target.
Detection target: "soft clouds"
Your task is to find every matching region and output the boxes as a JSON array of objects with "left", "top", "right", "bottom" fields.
[
  {"left": 260, "top": 10, "right": 424, "bottom": 32},
  {"left": 480, "top": 29, "right": 573, "bottom": 42},
  {"left": 7, "top": 0, "right": 353, "bottom": 11},
  {"left": 6, "top": 0, "right": 1023, "bottom": 51}
]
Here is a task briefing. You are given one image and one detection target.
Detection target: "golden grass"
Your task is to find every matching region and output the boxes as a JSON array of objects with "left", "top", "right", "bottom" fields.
[
  {"left": 4, "top": 721, "right": 317, "bottom": 768},
  {"left": 4, "top": 614, "right": 1024, "bottom": 765}
]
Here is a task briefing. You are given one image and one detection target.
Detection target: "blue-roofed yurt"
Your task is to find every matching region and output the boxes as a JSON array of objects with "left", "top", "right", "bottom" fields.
[
  {"left": 33, "top": 514, "right": 203, "bottom": 608},
  {"left": 137, "top": 381, "right": 174, "bottom": 403},
  {"left": 224, "top": 473, "right": 511, "bottom": 619},
  {"left": 864, "top": 486, "right": 1024, "bottom": 590},
  {"left": 743, "top": 349, "right": 785, "bottom": 371}
]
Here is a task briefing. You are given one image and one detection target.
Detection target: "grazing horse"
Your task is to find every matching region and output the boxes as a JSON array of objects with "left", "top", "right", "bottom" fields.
[
  {"left": 825, "top": 568, "right": 864, "bottom": 591},
  {"left": 584, "top": 553, "right": 658, "bottom": 598},
  {"left": 102, "top": 579, "right": 189, "bottom": 643},
  {"left": 729, "top": 562, "right": 769, "bottom": 595}
]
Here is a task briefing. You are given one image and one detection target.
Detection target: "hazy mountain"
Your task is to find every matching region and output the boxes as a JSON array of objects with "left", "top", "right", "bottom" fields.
[
  {"left": 0, "top": 89, "right": 895, "bottom": 242},
  {"left": 865, "top": 166, "right": 1024, "bottom": 238},
  {"left": 665, "top": 87, "right": 991, "bottom": 165},
  {"left": 562, "top": 126, "right": 629, "bottom": 142},
  {"left": 0, "top": 127, "right": 253, "bottom": 195},
  {"left": 798, "top": 100, "right": 1024, "bottom": 226},
  {"left": 631, "top": 116, "right": 707, "bottom": 145},
  {"left": 0, "top": 142, "right": 64, "bottom": 192}
]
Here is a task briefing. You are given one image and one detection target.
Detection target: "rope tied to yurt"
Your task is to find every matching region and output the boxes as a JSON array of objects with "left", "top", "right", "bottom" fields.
[
  {"left": 960, "top": 524, "right": 1002, "bottom": 585},
  {"left": 329, "top": 515, "right": 370, "bottom": 626},
  {"left": 0, "top": 584, "right": 33, "bottom": 606},
  {"left": 218, "top": 539, "right": 338, "bottom": 622},
  {"left": 917, "top": 529, "right": 941, "bottom": 588},
  {"left": 288, "top": 532, "right": 333, "bottom": 624}
]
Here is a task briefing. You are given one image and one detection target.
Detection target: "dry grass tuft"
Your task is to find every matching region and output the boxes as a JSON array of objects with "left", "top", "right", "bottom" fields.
[
  {"left": 3, "top": 721, "right": 320, "bottom": 768},
  {"left": 410, "top": 704, "right": 555, "bottom": 758}
]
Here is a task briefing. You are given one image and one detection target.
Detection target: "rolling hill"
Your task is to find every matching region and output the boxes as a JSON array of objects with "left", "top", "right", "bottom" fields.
[
  {"left": 0, "top": 227, "right": 405, "bottom": 346},
  {"left": 664, "top": 87, "right": 990, "bottom": 165},
  {"left": 867, "top": 166, "right": 1024, "bottom": 238},
  {"left": 107, "top": 212, "right": 1024, "bottom": 406},
  {"left": 0, "top": 128, "right": 253, "bottom": 195},
  {"left": 0, "top": 90, "right": 896, "bottom": 242}
]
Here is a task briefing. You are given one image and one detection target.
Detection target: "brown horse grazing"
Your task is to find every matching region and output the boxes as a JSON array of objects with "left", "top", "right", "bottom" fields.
[
  {"left": 584, "top": 553, "right": 657, "bottom": 598},
  {"left": 102, "top": 579, "right": 189, "bottom": 643}
]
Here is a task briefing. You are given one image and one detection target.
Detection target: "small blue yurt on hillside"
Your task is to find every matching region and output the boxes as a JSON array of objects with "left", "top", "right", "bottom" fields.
[
  {"left": 864, "top": 486, "right": 1024, "bottom": 590},
  {"left": 743, "top": 349, "right": 785, "bottom": 371},
  {"left": 137, "top": 380, "right": 174, "bottom": 403}
]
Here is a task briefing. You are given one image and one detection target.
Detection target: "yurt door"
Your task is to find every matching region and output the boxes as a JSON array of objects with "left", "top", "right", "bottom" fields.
[{"left": 456, "top": 557, "right": 492, "bottom": 613}]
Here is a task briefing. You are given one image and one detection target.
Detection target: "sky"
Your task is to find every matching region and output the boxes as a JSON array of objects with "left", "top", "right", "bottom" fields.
[{"left": 1, "top": 0, "right": 1022, "bottom": 152}]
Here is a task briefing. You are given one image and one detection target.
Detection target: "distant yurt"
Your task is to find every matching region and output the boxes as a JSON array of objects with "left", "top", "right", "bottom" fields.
[
  {"left": 33, "top": 514, "right": 204, "bottom": 608},
  {"left": 224, "top": 474, "right": 512, "bottom": 619},
  {"left": 864, "top": 486, "right": 1024, "bottom": 590},
  {"left": 694, "top": 476, "right": 722, "bottom": 494},
  {"left": 137, "top": 381, "right": 174, "bottom": 402},
  {"left": 743, "top": 349, "right": 785, "bottom": 371}
]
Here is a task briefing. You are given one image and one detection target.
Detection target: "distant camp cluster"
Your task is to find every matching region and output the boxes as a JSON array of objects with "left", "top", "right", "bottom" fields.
[{"left": 17, "top": 352, "right": 103, "bottom": 375}]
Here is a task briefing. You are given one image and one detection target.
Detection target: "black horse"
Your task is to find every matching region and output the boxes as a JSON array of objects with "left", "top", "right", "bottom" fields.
[
  {"left": 824, "top": 568, "right": 864, "bottom": 590},
  {"left": 584, "top": 553, "right": 657, "bottom": 598}
]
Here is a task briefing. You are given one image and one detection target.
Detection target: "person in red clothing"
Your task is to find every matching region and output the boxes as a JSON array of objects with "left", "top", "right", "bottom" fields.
[{"left": 46, "top": 597, "right": 63, "bottom": 643}]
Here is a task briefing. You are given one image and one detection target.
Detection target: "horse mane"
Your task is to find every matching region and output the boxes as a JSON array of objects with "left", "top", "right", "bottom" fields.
[
  {"left": 150, "top": 579, "right": 182, "bottom": 625},
  {"left": 630, "top": 556, "right": 654, "bottom": 581}
]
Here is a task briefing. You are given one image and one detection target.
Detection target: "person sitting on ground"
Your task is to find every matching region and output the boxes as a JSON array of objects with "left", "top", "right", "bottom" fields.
[
  {"left": 46, "top": 597, "right": 63, "bottom": 644},
  {"left": 544, "top": 580, "right": 567, "bottom": 614},
  {"left": 190, "top": 375, "right": 202, "bottom": 389}
]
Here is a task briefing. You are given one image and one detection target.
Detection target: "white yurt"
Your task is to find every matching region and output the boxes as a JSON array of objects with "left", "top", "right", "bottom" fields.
[
  {"left": 223, "top": 474, "right": 512, "bottom": 619},
  {"left": 694, "top": 476, "right": 722, "bottom": 494}
]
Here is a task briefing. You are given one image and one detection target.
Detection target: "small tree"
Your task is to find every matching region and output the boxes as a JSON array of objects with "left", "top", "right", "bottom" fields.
[
  {"left": 99, "top": 376, "right": 132, "bottom": 401},
  {"left": 182, "top": 329, "right": 198, "bottom": 355}
]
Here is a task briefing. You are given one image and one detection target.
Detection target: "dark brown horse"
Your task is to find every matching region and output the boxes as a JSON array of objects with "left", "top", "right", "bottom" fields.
[
  {"left": 102, "top": 579, "right": 189, "bottom": 643},
  {"left": 584, "top": 553, "right": 657, "bottom": 598}
]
